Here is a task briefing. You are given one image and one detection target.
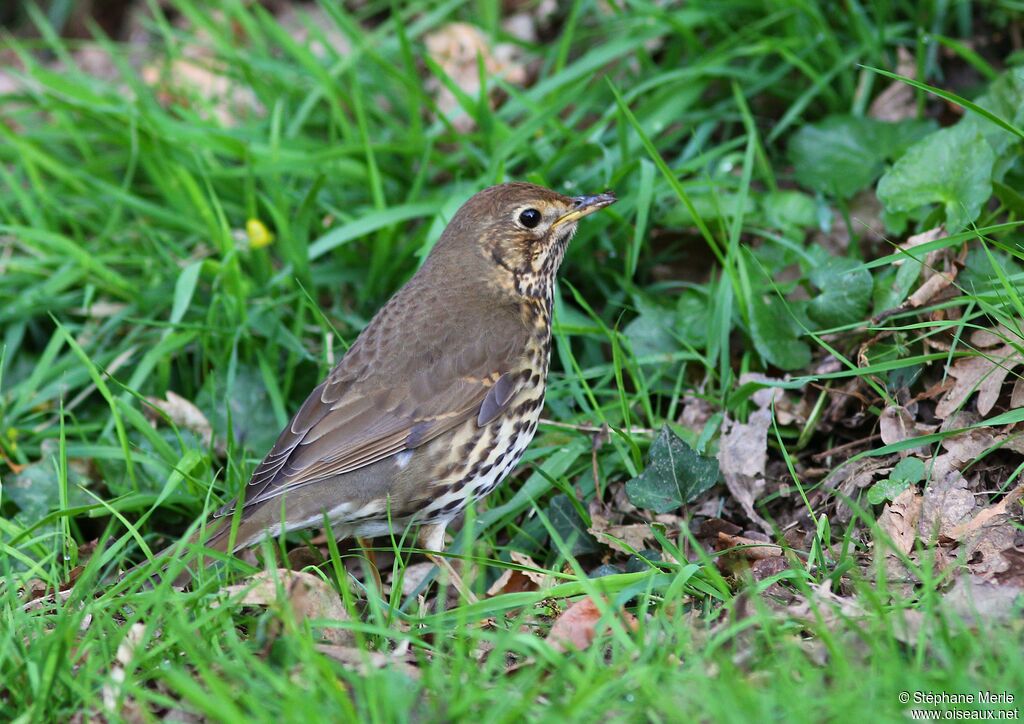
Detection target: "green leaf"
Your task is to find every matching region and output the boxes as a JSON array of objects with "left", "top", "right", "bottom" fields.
[
  {"left": 876, "top": 123, "right": 995, "bottom": 233},
  {"left": 623, "top": 299, "right": 678, "bottom": 360},
  {"left": 866, "top": 457, "right": 925, "bottom": 504},
  {"left": 749, "top": 295, "right": 811, "bottom": 371},
  {"left": 625, "top": 426, "right": 719, "bottom": 513},
  {"left": 808, "top": 257, "right": 873, "bottom": 328},
  {"left": 789, "top": 116, "right": 935, "bottom": 198},
  {"left": 961, "top": 66, "right": 1024, "bottom": 159},
  {"left": 761, "top": 190, "right": 817, "bottom": 232},
  {"left": 872, "top": 260, "right": 922, "bottom": 312},
  {"left": 8, "top": 460, "right": 91, "bottom": 519},
  {"left": 891, "top": 456, "right": 926, "bottom": 484},
  {"left": 866, "top": 478, "right": 906, "bottom": 505},
  {"left": 661, "top": 192, "right": 756, "bottom": 227},
  {"left": 546, "top": 494, "right": 601, "bottom": 555}
]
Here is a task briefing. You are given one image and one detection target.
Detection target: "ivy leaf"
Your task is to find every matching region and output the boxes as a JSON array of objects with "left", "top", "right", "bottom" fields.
[
  {"left": 546, "top": 494, "right": 601, "bottom": 555},
  {"left": 625, "top": 426, "right": 719, "bottom": 513},
  {"left": 808, "top": 257, "right": 873, "bottom": 328},
  {"left": 876, "top": 124, "right": 995, "bottom": 233}
]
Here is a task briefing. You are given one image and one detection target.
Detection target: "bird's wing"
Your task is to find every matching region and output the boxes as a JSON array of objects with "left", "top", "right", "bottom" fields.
[{"left": 220, "top": 303, "right": 527, "bottom": 515}]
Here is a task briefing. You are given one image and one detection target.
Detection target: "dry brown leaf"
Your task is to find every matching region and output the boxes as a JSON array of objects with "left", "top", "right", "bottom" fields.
[
  {"left": 1011, "top": 377, "right": 1024, "bottom": 409},
  {"left": 750, "top": 555, "right": 790, "bottom": 580},
  {"left": 893, "top": 226, "right": 946, "bottom": 268},
  {"left": 716, "top": 531, "right": 784, "bottom": 561},
  {"left": 829, "top": 456, "right": 896, "bottom": 523},
  {"left": 142, "top": 46, "right": 263, "bottom": 127},
  {"left": 935, "top": 346, "right": 1024, "bottom": 418},
  {"left": 102, "top": 623, "right": 147, "bottom": 714},
  {"left": 486, "top": 567, "right": 537, "bottom": 597},
  {"left": 317, "top": 643, "right": 420, "bottom": 680},
  {"left": 907, "top": 269, "right": 957, "bottom": 309},
  {"left": 876, "top": 487, "right": 922, "bottom": 591},
  {"left": 588, "top": 511, "right": 652, "bottom": 554},
  {"left": 943, "top": 483, "right": 1024, "bottom": 580},
  {"left": 677, "top": 394, "right": 714, "bottom": 435},
  {"left": 219, "top": 569, "right": 354, "bottom": 646},
  {"left": 918, "top": 471, "right": 977, "bottom": 540},
  {"left": 947, "top": 483, "right": 1024, "bottom": 542},
  {"left": 869, "top": 47, "right": 918, "bottom": 121},
  {"left": 927, "top": 427, "right": 998, "bottom": 483},
  {"left": 399, "top": 562, "right": 436, "bottom": 597},
  {"left": 146, "top": 391, "right": 214, "bottom": 448},
  {"left": 943, "top": 574, "right": 1023, "bottom": 623},
  {"left": 277, "top": 4, "right": 351, "bottom": 60},
  {"left": 509, "top": 551, "right": 555, "bottom": 589},
  {"left": 546, "top": 597, "right": 637, "bottom": 653},
  {"left": 879, "top": 405, "right": 935, "bottom": 452},
  {"left": 424, "top": 23, "right": 527, "bottom": 132},
  {"left": 994, "top": 548, "right": 1024, "bottom": 588},
  {"left": 718, "top": 381, "right": 779, "bottom": 535},
  {"left": 968, "top": 322, "right": 1020, "bottom": 349},
  {"left": 879, "top": 487, "right": 921, "bottom": 555},
  {"left": 966, "top": 524, "right": 1019, "bottom": 579}
]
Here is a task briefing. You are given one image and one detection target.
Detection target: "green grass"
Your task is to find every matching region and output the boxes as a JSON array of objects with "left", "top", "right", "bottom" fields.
[{"left": 2, "top": 0, "right": 1024, "bottom": 721}]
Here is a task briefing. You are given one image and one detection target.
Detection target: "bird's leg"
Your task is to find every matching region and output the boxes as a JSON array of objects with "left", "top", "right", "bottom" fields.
[{"left": 418, "top": 523, "right": 478, "bottom": 604}]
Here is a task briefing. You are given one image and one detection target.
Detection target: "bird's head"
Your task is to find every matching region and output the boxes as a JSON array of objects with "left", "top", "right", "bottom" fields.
[{"left": 428, "top": 182, "right": 616, "bottom": 301}]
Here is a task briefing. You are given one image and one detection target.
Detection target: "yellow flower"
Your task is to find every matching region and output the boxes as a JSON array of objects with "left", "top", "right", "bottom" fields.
[{"left": 246, "top": 218, "right": 274, "bottom": 249}]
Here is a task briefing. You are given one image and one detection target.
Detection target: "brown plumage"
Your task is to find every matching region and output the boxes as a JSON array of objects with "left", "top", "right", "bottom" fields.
[{"left": 157, "top": 182, "right": 615, "bottom": 587}]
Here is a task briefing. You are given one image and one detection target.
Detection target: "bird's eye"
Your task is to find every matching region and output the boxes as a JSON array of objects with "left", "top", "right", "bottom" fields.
[{"left": 518, "top": 208, "right": 542, "bottom": 229}]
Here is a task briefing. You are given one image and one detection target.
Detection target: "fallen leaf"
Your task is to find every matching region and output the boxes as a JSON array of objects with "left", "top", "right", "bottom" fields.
[
  {"left": 103, "top": 623, "right": 147, "bottom": 714},
  {"left": 424, "top": 23, "right": 527, "bottom": 132},
  {"left": 935, "top": 345, "right": 1023, "bottom": 418},
  {"left": 146, "top": 390, "right": 214, "bottom": 449},
  {"left": 878, "top": 486, "right": 921, "bottom": 556},
  {"left": 317, "top": 644, "right": 420, "bottom": 680},
  {"left": 142, "top": 42, "right": 263, "bottom": 127},
  {"left": 546, "top": 597, "right": 637, "bottom": 653},
  {"left": 1012, "top": 377, "right": 1024, "bottom": 409},
  {"left": 907, "top": 268, "right": 958, "bottom": 309},
  {"left": 486, "top": 567, "right": 537, "bottom": 597},
  {"left": 590, "top": 522, "right": 653, "bottom": 555},
  {"left": 994, "top": 548, "right": 1024, "bottom": 588},
  {"left": 827, "top": 456, "right": 896, "bottom": 522},
  {"left": 918, "top": 471, "right": 977, "bottom": 540},
  {"left": 719, "top": 384, "right": 779, "bottom": 534},
  {"left": 893, "top": 226, "right": 946, "bottom": 267},
  {"left": 876, "top": 486, "right": 922, "bottom": 591},
  {"left": 219, "top": 569, "right": 354, "bottom": 646},
  {"left": 943, "top": 574, "right": 1023, "bottom": 623},
  {"left": 947, "top": 482, "right": 1024, "bottom": 533},
  {"left": 399, "top": 562, "right": 436, "bottom": 597},
  {"left": 715, "top": 531, "right": 784, "bottom": 561},
  {"left": 869, "top": 47, "right": 918, "bottom": 122},
  {"left": 509, "top": 551, "right": 555, "bottom": 589},
  {"left": 879, "top": 405, "right": 935, "bottom": 451},
  {"left": 626, "top": 425, "right": 719, "bottom": 514},
  {"left": 927, "top": 427, "right": 999, "bottom": 483},
  {"left": 944, "top": 482, "right": 1024, "bottom": 580}
]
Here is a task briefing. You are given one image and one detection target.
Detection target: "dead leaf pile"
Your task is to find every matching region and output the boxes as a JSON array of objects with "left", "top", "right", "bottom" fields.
[{"left": 423, "top": 23, "right": 528, "bottom": 132}]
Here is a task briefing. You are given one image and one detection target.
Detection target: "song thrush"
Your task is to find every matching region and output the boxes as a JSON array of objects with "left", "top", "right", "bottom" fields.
[{"left": 159, "top": 182, "right": 615, "bottom": 593}]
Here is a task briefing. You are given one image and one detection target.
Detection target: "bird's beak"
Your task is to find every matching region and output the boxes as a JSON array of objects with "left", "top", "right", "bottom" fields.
[{"left": 552, "top": 191, "right": 617, "bottom": 230}]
